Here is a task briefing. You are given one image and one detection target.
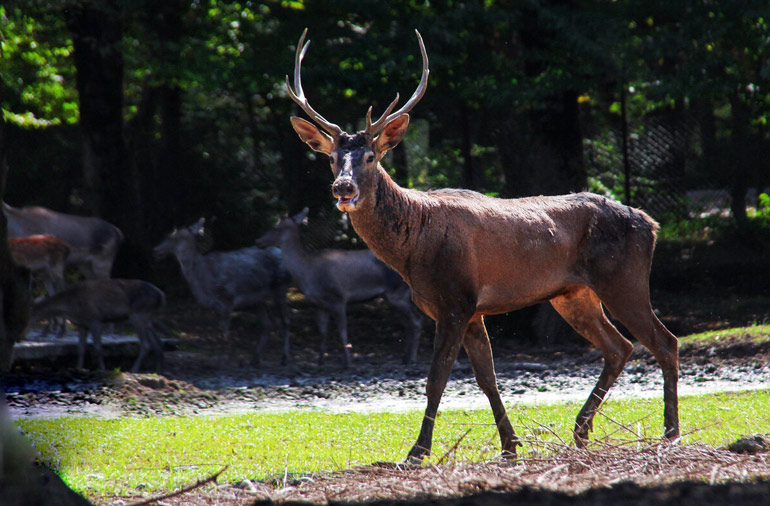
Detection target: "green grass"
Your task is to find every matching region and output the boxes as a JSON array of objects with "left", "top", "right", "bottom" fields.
[
  {"left": 678, "top": 323, "right": 770, "bottom": 345},
  {"left": 16, "top": 389, "right": 770, "bottom": 497}
]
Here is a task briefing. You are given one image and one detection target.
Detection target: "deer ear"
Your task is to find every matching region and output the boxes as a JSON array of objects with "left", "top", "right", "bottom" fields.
[
  {"left": 290, "top": 117, "right": 334, "bottom": 154},
  {"left": 374, "top": 114, "right": 410, "bottom": 157},
  {"left": 192, "top": 217, "right": 206, "bottom": 235},
  {"left": 294, "top": 207, "right": 310, "bottom": 225}
]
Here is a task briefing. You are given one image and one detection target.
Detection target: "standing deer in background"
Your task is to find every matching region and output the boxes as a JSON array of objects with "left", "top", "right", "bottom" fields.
[
  {"left": 154, "top": 218, "right": 292, "bottom": 366},
  {"left": 9, "top": 235, "right": 70, "bottom": 296},
  {"left": 28, "top": 279, "right": 166, "bottom": 372},
  {"left": 256, "top": 207, "right": 422, "bottom": 367},
  {"left": 4, "top": 202, "right": 124, "bottom": 280},
  {"left": 285, "top": 29, "right": 679, "bottom": 463}
]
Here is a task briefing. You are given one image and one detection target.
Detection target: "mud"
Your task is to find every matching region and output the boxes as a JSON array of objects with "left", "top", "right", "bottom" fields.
[{"left": 4, "top": 323, "right": 770, "bottom": 420}]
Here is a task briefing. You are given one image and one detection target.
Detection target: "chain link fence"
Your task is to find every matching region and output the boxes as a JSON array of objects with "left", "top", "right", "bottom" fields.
[{"left": 584, "top": 114, "right": 701, "bottom": 218}]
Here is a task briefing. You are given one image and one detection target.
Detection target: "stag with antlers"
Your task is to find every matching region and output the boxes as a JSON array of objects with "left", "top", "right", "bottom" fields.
[{"left": 284, "top": 29, "right": 679, "bottom": 464}]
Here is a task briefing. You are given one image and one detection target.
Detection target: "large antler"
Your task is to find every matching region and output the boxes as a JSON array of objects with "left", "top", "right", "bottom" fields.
[
  {"left": 365, "top": 30, "right": 430, "bottom": 136},
  {"left": 285, "top": 28, "right": 343, "bottom": 136}
]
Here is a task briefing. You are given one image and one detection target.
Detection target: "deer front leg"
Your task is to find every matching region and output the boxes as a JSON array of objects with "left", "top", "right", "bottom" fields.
[
  {"left": 217, "top": 302, "right": 234, "bottom": 338},
  {"left": 76, "top": 327, "right": 89, "bottom": 369},
  {"left": 332, "top": 304, "right": 352, "bottom": 368},
  {"left": 464, "top": 317, "right": 519, "bottom": 459},
  {"left": 406, "top": 316, "right": 468, "bottom": 465},
  {"left": 275, "top": 294, "right": 291, "bottom": 366}
]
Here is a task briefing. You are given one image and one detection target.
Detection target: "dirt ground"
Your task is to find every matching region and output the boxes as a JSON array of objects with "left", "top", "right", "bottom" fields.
[{"left": 4, "top": 281, "right": 770, "bottom": 506}]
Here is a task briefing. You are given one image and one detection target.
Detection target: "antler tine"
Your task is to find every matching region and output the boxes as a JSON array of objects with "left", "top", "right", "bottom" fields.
[
  {"left": 365, "top": 93, "right": 400, "bottom": 133},
  {"left": 285, "top": 28, "right": 343, "bottom": 136},
  {"left": 365, "top": 29, "right": 430, "bottom": 135}
]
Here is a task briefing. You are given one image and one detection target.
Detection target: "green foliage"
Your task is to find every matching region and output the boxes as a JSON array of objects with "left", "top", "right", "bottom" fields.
[
  {"left": 2, "top": 0, "right": 769, "bottom": 250},
  {"left": 751, "top": 193, "right": 770, "bottom": 226},
  {"left": 0, "top": 5, "right": 78, "bottom": 127}
]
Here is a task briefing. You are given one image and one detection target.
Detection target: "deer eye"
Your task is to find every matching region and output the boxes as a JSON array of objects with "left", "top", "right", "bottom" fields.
[{"left": 365, "top": 153, "right": 375, "bottom": 164}]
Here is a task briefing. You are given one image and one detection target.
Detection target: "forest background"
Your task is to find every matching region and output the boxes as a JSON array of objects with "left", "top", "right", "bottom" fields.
[{"left": 1, "top": 0, "right": 769, "bottom": 286}]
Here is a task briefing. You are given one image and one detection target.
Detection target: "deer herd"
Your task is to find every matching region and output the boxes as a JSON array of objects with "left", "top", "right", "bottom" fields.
[{"left": 6, "top": 29, "right": 681, "bottom": 463}]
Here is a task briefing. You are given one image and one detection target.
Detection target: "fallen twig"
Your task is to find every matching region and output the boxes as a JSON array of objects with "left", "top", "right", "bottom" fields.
[
  {"left": 126, "top": 465, "right": 228, "bottom": 506},
  {"left": 437, "top": 428, "right": 472, "bottom": 465}
]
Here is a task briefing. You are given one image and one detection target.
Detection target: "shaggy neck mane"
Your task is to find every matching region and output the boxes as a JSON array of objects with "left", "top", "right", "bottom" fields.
[{"left": 348, "top": 164, "right": 428, "bottom": 280}]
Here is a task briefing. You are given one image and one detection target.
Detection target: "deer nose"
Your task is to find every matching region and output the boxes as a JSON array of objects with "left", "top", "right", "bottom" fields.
[{"left": 333, "top": 177, "right": 356, "bottom": 198}]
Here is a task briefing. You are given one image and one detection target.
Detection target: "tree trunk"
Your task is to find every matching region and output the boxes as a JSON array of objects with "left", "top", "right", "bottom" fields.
[
  {"left": 69, "top": 0, "right": 126, "bottom": 223},
  {"left": 158, "top": 85, "right": 183, "bottom": 225},
  {"left": 69, "top": 0, "right": 152, "bottom": 278},
  {"left": 0, "top": 113, "right": 31, "bottom": 373},
  {"left": 694, "top": 99, "right": 719, "bottom": 181},
  {"left": 730, "top": 93, "right": 750, "bottom": 227}
]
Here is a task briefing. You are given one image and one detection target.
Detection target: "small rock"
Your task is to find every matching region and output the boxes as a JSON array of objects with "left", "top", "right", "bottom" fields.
[{"left": 728, "top": 434, "right": 770, "bottom": 454}]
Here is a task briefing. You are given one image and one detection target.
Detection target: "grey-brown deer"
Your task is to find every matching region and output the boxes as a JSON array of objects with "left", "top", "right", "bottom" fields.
[
  {"left": 28, "top": 279, "right": 166, "bottom": 372},
  {"left": 4, "top": 202, "right": 124, "bottom": 280},
  {"left": 255, "top": 207, "right": 422, "bottom": 367},
  {"left": 285, "top": 29, "right": 679, "bottom": 464},
  {"left": 154, "top": 218, "right": 291, "bottom": 366}
]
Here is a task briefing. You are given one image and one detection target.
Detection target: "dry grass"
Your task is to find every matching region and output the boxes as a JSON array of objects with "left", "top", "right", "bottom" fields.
[{"left": 100, "top": 439, "right": 770, "bottom": 506}]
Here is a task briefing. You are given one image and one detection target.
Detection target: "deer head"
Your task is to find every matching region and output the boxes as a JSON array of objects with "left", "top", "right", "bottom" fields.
[
  {"left": 286, "top": 29, "right": 429, "bottom": 212},
  {"left": 255, "top": 207, "right": 309, "bottom": 249}
]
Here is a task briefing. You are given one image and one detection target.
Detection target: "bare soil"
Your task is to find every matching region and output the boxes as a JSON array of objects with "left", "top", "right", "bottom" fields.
[{"left": 4, "top": 284, "right": 770, "bottom": 506}]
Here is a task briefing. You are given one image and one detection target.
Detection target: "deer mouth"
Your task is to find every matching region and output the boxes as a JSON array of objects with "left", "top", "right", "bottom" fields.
[{"left": 336, "top": 194, "right": 359, "bottom": 212}]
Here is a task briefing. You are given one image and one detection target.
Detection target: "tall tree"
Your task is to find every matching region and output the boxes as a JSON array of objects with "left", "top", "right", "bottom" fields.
[
  {"left": 68, "top": 0, "right": 126, "bottom": 222},
  {"left": 68, "top": 0, "right": 148, "bottom": 276},
  {"left": 0, "top": 114, "right": 31, "bottom": 372}
]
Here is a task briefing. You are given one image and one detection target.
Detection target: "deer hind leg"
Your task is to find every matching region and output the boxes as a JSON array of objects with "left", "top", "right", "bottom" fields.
[
  {"left": 76, "top": 327, "right": 89, "bottom": 369},
  {"left": 218, "top": 305, "right": 234, "bottom": 338},
  {"left": 463, "top": 316, "right": 519, "bottom": 459},
  {"left": 273, "top": 290, "right": 291, "bottom": 365},
  {"left": 130, "top": 315, "right": 163, "bottom": 373},
  {"left": 595, "top": 280, "right": 680, "bottom": 442},
  {"left": 407, "top": 313, "right": 470, "bottom": 465},
  {"left": 253, "top": 303, "right": 271, "bottom": 367},
  {"left": 130, "top": 326, "right": 150, "bottom": 373},
  {"left": 550, "top": 286, "right": 634, "bottom": 447}
]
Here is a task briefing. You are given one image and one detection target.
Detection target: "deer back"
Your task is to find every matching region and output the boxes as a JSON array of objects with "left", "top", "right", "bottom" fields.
[{"left": 4, "top": 203, "right": 123, "bottom": 266}]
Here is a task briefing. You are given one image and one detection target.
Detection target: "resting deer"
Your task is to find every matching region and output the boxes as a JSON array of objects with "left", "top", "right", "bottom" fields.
[
  {"left": 154, "top": 218, "right": 291, "bottom": 365},
  {"left": 28, "top": 279, "right": 166, "bottom": 372},
  {"left": 4, "top": 202, "right": 124, "bottom": 280},
  {"left": 285, "top": 29, "right": 679, "bottom": 463},
  {"left": 256, "top": 207, "right": 422, "bottom": 367}
]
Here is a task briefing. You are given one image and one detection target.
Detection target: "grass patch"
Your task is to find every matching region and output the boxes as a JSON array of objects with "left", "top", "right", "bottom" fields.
[
  {"left": 679, "top": 323, "right": 770, "bottom": 345},
  {"left": 16, "top": 389, "right": 770, "bottom": 497}
]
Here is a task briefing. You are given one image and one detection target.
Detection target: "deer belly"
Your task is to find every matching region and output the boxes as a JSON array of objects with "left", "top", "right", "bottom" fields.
[{"left": 476, "top": 282, "right": 555, "bottom": 314}]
